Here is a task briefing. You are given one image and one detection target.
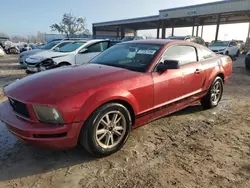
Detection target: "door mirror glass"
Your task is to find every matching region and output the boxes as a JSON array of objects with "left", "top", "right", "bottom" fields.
[
  {"left": 157, "top": 60, "right": 180, "bottom": 72},
  {"left": 78, "top": 48, "right": 88, "bottom": 54}
]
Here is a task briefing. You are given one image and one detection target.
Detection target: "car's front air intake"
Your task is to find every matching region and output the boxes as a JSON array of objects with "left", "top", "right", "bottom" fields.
[{"left": 9, "top": 98, "right": 30, "bottom": 118}]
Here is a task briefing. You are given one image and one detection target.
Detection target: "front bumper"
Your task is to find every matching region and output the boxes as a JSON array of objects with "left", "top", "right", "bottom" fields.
[
  {"left": 0, "top": 101, "right": 83, "bottom": 149},
  {"left": 26, "top": 60, "right": 57, "bottom": 73}
]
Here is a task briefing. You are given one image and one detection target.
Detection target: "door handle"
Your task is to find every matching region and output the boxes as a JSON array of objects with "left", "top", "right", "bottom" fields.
[{"left": 194, "top": 69, "right": 202, "bottom": 74}]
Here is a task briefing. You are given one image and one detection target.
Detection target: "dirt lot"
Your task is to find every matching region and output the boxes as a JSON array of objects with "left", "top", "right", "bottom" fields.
[{"left": 0, "top": 55, "right": 250, "bottom": 188}]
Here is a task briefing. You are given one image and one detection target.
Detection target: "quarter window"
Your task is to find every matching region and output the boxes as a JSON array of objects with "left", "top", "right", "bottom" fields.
[
  {"left": 163, "top": 45, "right": 197, "bottom": 66},
  {"left": 198, "top": 48, "right": 214, "bottom": 60}
]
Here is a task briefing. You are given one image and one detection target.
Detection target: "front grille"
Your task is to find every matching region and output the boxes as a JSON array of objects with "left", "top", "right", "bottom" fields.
[
  {"left": 9, "top": 98, "right": 30, "bottom": 118},
  {"left": 212, "top": 50, "right": 218, "bottom": 52}
]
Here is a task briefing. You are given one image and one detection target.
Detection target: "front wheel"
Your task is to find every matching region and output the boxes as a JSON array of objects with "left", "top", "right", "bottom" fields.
[
  {"left": 201, "top": 77, "right": 223, "bottom": 109},
  {"left": 79, "top": 103, "right": 132, "bottom": 157},
  {"left": 236, "top": 50, "right": 240, "bottom": 57}
]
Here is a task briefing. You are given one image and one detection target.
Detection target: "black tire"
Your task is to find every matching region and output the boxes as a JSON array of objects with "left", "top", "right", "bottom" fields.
[
  {"left": 236, "top": 50, "right": 240, "bottom": 57},
  {"left": 25, "top": 70, "right": 33, "bottom": 74},
  {"left": 58, "top": 62, "right": 70, "bottom": 67},
  {"left": 225, "top": 51, "right": 229, "bottom": 56},
  {"left": 246, "top": 61, "right": 250, "bottom": 70},
  {"left": 201, "top": 77, "right": 223, "bottom": 109},
  {"left": 79, "top": 103, "right": 132, "bottom": 157}
]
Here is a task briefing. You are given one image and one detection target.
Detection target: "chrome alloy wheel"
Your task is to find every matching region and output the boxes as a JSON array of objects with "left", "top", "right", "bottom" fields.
[
  {"left": 211, "top": 81, "right": 222, "bottom": 104},
  {"left": 95, "top": 111, "right": 126, "bottom": 149}
]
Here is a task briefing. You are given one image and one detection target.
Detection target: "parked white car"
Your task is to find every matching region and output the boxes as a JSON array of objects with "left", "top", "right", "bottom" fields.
[
  {"left": 25, "top": 39, "right": 112, "bottom": 73},
  {"left": 19, "top": 40, "right": 73, "bottom": 67},
  {"left": 209, "top": 40, "right": 240, "bottom": 57}
]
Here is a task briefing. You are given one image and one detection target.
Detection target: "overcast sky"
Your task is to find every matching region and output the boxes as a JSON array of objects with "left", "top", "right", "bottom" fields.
[{"left": 0, "top": 0, "right": 249, "bottom": 42}]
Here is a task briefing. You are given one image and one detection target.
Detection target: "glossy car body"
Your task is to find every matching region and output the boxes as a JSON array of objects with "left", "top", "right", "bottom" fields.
[{"left": 0, "top": 40, "right": 232, "bottom": 150}]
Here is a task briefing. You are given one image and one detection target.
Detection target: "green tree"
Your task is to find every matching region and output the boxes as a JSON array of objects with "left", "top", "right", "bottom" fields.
[{"left": 50, "top": 13, "right": 90, "bottom": 35}]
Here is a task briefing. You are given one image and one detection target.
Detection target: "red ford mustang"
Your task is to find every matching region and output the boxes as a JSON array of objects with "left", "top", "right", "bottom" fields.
[{"left": 0, "top": 40, "right": 232, "bottom": 157}]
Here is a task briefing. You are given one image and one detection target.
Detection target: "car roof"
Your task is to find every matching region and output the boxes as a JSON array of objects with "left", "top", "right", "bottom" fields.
[{"left": 122, "top": 39, "right": 173, "bottom": 45}]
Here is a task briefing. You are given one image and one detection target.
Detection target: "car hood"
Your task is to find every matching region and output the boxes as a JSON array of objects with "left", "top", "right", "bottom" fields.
[
  {"left": 208, "top": 46, "right": 227, "bottom": 51},
  {"left": 20, "top": 49, "right": 44, "bottom": 57},
  {"left": 4, "top": 64, "right": 140, "bottom": 104},
  {"left": 26, "top": 51, "right": 69, "bottom": 63}
]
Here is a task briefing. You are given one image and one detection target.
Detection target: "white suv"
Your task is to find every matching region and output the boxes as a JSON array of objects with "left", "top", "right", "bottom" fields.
[
  {"left": 25, "top": 39, "right": 112, "bottom": 73},
  {"left": 209, "top": 40, "right": 240, "bottom": 57}
]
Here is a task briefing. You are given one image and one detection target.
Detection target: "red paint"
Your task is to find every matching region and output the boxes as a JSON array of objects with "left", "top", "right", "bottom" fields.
[{"left": 0, "top": 40, "right": 232, "bottom": 149}]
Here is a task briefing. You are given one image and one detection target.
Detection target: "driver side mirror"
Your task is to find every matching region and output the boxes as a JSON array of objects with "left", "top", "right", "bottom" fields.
[
  {"left": 157, "top": 60, "right": 180, "bottom": 73},
  {"left": 78, "top": 48, "right": 88, "bottom": 54}
]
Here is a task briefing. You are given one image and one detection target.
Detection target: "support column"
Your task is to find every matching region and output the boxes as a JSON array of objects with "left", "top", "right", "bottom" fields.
[
  {"left": 92, "top": 26, "right": 96, "bottom": 39},
  {"left": 172, "top": 27, "right": 174, "bottom": 36},
  {"left": 134, "top": 30, "right": 138, "bottom": 37},
  {"left": 157, "top": 20, "right": 160, "bottom": 39},
  {"left": 215, "top": 14, "right": 221, "bottom": 41},
  {"left": 247, "top": 22, "right": 250, "bottom": 39},
  {"left": 161, "top": 20, "right": 166, "bottom": 39},
  {"left": 121, "top": 26, "right": 125, "bottom": 39},
  {"left": 201, "top": 25, "right": 204, "bottom": 38},
  {"left": 116, "top": 27, "right": 120, "bottom": 38},
  {"left": 196, "top": 26, "right": 199, "bottom": 37},
  {"left": 192, "top": 17, "right": 196, "bottom": 36}
]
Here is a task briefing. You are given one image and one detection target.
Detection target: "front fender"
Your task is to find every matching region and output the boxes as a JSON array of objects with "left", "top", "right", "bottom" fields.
[{"left": 74, "top": 88, "right": 140, "bottom": 123}]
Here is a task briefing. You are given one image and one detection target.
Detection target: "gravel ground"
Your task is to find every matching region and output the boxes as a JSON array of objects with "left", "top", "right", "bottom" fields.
[{"left": 0, "top": 55, "right": 250, "bottom": 188}]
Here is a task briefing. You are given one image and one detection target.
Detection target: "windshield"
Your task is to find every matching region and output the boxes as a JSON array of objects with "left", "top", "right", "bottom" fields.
[
  {"left": 121, "top": 37, "right": 134, "bottom": 42},
  {"left": 54, "top": 42, "right": 85, "bottom": 53},
  {"left": 90, "top": 43, "right": 162, "bottom": 72},
  {"left": 41, "top": 41, "right": 60, "bottom": 50},
  {"left": 210, "top": 41, "right": 229, "bottom": 47},
  {"left": 52, "top": 42, "right": 71, "bottom": 51}
]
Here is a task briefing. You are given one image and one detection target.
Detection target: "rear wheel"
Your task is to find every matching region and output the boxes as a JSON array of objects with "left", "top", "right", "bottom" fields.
[
  {"left": 246, "top": 61, "right": 250, "bottom": 70},
  {"left": 201, "top": 77, "right": 223, "bottom": 109},
  {"left": 79, "top": 103, "right": 132, "bottom": 157}
]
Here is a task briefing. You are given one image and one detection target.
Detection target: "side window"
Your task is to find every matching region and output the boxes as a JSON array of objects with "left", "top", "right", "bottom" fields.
[
  {"left": 87, "top": 43, "right": 102, "bottom": 53},
  {"left": 87, "top": 42, "right": 110, "bottom": 53},
  {"left": 198, "top": 48, "right": 214, "bottom": 61},
  {"left": 163, "top": 45, "right": 197, "bottom": 66},
  {"left": 229, "top": 42, "right": 237, "bottom": 47},
  {"left": 101, "top": 41, "right": 109, "bottom": 51}
]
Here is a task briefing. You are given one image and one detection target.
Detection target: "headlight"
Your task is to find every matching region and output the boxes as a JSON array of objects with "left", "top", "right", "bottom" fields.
[{"left": 33, "top": 105, "right": 64, "bottom": 124}]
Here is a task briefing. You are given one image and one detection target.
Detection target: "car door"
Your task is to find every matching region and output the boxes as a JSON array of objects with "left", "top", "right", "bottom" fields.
[
  {"left": 152, "top": 45, "right": 205, "bottom": 118},
  {"left": 151, "top": 45, "right": 185, "bottom": 117},
  {"left": 75, "top": 41, "right": 110, "bottom": 65},
  {"left": 179, "top": 45, "right": 205, "bottom": 97}
]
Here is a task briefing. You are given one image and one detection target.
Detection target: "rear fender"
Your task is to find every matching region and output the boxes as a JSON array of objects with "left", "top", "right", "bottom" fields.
[
  {"left": 204, "top": 61, "right": 225, "bottom": 89},
  {"left": 74, "top": 88, "right": 139, "bottom": 123}
]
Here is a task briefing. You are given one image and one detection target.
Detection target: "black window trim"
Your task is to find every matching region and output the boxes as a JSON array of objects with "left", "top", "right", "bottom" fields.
[{"left": 153, "top": 44, "right": 199, "bottom": 72}]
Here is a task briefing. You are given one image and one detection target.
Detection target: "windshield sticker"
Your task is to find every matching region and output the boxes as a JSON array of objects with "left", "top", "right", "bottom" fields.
[{"left": 137, "top": 50, "right": 156, "bottom": 55}]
